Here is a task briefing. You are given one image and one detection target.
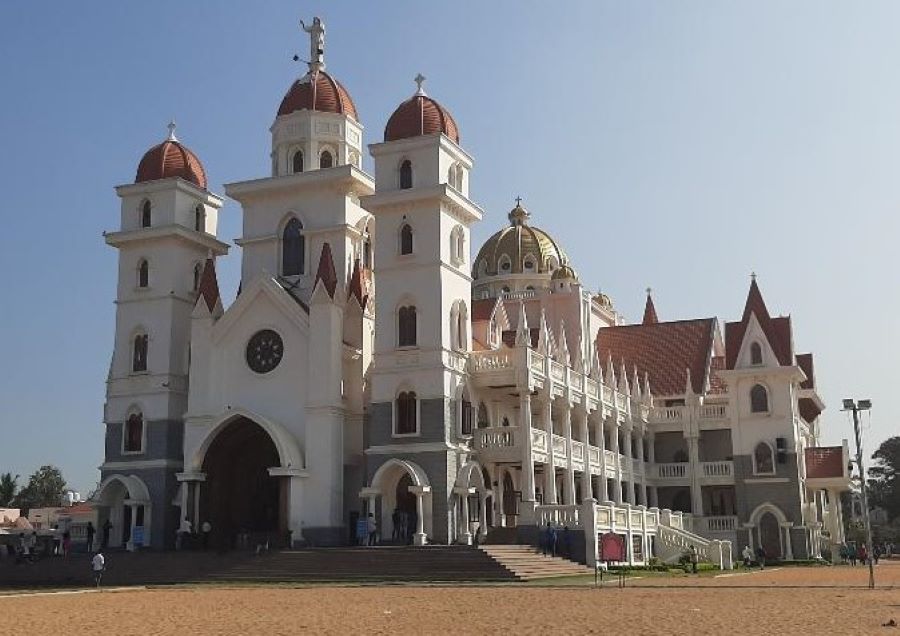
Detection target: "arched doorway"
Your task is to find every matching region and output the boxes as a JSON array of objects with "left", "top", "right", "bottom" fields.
[
  {"left": 98, "top": 479, "right": 130, "bottom": 548},
  {"left": 369, "top": 459, "right": 431, "bottom": 545},
  {"left": 759, "top": 512, "right": 782, "bottom": 559},
  {"left": 394, "top": 474, "right": 417, "bottom": 544},
  {"left": 502, "top": 472, "right": 518, "bottom": 522},
  {"left": 201, "top": 417, "right": 282, "bottom": 548}
]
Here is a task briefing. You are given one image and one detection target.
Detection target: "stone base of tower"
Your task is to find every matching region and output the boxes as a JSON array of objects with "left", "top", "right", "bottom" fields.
[{"left": 96, "top": 466, "right": 181, "bottom": 551}]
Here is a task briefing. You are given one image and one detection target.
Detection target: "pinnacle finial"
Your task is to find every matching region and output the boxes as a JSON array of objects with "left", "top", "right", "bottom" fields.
[
  {"left": 646, "top": 287, "right": 652, "bottom": 296},
  {"left": 414, "top": 73, "right": 427, "bottom": 95},
  {"left": 751, "top": 271, "right": 757, "bottom": 282},
  {"left": 167, "top": 120, "right": 177, "bottom": 141}
]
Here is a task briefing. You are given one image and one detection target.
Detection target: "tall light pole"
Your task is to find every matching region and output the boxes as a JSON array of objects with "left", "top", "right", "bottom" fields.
[{"left": 842, "top": 398, "right": 874, "bottom": 589}]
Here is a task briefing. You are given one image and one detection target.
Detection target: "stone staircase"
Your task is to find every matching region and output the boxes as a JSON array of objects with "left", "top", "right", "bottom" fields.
[{"left": 479, "top": 544, "right": 593, "bottom": 581}]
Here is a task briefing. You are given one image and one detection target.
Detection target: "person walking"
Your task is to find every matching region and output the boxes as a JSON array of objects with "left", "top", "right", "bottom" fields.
[
  {"left": 858, "top": 544, "right": 868, "bottom": 566},
  {"left": 62, "top": 531, "right": 72, "bottom": 558},
  {"left": 91, "top": 551, "right": 106, "bottom": 588},
  {"left": 549, "top": 524, "right": 558, "bottom": 557},
  {"left": 86, "top": 521, "right": 95, "bottom": 553},
  {"left": 541, "top": 522, "right": 551, "bottom": 556},
  {"left": 101, "top": 519, "right": 113, "bottom": 549},
  {"left": 689, "top": 545, "right": 699, "bottom": 574},
  {"left": 741, "top": 545, "right": 753, "bottom": 567},
  {"left": 755, "top": 545, "right": 767, "bottom": 569},
  {"left": 367, "top": 513, "right": 378, "bottom": 546}
]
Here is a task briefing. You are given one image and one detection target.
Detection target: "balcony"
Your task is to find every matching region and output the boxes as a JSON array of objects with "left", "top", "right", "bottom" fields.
[{"left": 653, "top": 461, "right": 734, "bottom": 484}]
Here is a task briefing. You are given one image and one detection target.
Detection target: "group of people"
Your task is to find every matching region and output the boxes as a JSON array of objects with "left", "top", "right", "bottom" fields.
[
  {"left": 538, "top": 522, "right": 574, "bottom": 558},
  {"left": 839, "top": 542, "right": 893, "bottom": 565},
  {"left": 175, "top": 518, "right": 214, "bottom": 550},
  {"left": 389, "top": 508, "right": 419, "bottom": 545},
  {"left": 740, "top": 544, "right": 770, "bottom": 569}
]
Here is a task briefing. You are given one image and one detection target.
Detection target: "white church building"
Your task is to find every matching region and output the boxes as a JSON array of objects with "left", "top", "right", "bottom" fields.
[{"left": 95, "top": 18, "right": 850, "bottom": 564}]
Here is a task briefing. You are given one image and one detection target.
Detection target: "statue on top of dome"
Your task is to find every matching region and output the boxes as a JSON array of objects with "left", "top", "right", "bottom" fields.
[{"left": 300, "top": 16, "right": 325, "bottom": 70}]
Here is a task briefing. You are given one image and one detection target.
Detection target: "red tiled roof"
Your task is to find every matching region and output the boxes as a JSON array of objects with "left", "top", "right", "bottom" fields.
[
  {"left": 725, "top": 279, "right": 792, "bottom": 369},
  {"left": 799, "top": 397, "right": 822, "bottom": 423},
  {"left": 196, "top": 257, "right": 220, "bottom": 312},
  {"left": 471, "top": 298, "right": 498, "bottom": 322},
  {"left": 277, "top": 70, "right": 358, "bottom": 120},
  {"left": 796, "top": 353, "right": 815, "bottom": 389},
  {"left": 135, "top": 139, "right": 207, "bottom": 189},
  {"left": 596, "top": 318, "right": 717, "bottom": 396},
  {"left": 642, "top": 294, "right": 659, "bottom": 325},
  {"left": 805, "top": 446, "right": 845, "bottom": 479},
  {"left": 314, "top": 242, "right": 338, "bottom": 297},
  {"left": 385, "top": 94, "right": 459, "bottom": 143}
]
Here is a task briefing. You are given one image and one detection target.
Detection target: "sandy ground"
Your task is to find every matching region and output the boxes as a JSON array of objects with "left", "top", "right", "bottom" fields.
[{"left": 3, "top": 563, "right": 900, "bottom": 635}]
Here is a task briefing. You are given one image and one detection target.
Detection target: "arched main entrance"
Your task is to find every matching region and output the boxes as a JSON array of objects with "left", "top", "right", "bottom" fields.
[
  {"left": 759, "top": 512, "right": 782, "bottom": 559},
  {"left": 201, "top": 417, "right": 283, "bottom": 548},
  {"left": 368, "top": 459, "right": 431, "bottom": 545},
  {"left": 95, "top": 474, "right": 151, "bottom": 549}
]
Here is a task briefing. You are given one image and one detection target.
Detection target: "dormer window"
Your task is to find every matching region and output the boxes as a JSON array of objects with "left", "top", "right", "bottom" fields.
[
  {"left": 292, "top": 150, "right": 304, "bottom": 173},
  {"left": 750, "top": 341, "right": 763, "bottom": 365},
  {"left": 523, "top": 257, "right": 535, "bottom": 271},
  {"left": 499, "top": 255, "right": 511, "bottom": 272},
  {"left": 399, "top": 160, "right": 413, "bottom": 189},
  {"left": 320, "top": 150, "right": 334, "bottom": 169},
  {"left": 140, "top": 200, "right": 151, "bottom": 228}
]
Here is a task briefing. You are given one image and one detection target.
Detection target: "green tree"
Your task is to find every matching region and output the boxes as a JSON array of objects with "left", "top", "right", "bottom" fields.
[
  {"left": 13, "top": 465, "right": 67, "bottom": 514},
  {"left": 0, "top": 472, "right": 18, "bottom": 507},
  {"left": 868, "top": 436, "right": 900, "bottom": 521}
]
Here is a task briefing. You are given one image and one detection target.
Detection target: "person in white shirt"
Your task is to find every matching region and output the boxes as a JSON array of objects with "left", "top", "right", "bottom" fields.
[
  {"left": 742, "top": 545, "right": 753, "bottom": 567},
  {"left": 91, "top": 552, "right": 105, "bottom": 588}
]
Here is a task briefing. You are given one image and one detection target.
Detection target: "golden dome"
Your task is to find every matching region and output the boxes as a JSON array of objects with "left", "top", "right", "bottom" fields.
[
  {"left": 473, "top": 202, "right": 568, "bottom": 278},
  {"left": 551, "top": 263, "right": 578, "bottom": 281}
]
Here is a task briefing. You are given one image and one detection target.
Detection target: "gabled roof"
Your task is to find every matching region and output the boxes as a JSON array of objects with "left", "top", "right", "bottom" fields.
[
  {"left": 313, "top": 242, "right": 338, "bottom": 298},
  {"left": 596, "top": 318, "right": 717, "bottom": 396},
  {"left": 796, "top": 353, "right": 815, "bottom": 389},
  {"left": 725, "top": 278, "right": 792, "bottom": 369},
  {"left": 471, "top": 297, "right": 499, "bottom": 322},
  {"left": 196, "top": 257, "right": 220, "bottom": 312}
]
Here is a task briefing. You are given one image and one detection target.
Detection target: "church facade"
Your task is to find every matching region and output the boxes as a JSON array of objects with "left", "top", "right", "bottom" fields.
[{"left": 96, "top": 18, "right": 850, "bottom": 562}]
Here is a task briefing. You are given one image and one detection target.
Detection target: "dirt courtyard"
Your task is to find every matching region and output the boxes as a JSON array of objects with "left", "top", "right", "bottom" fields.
[{"left": 4, "top": 563, "right": 900, "bottom": 635}]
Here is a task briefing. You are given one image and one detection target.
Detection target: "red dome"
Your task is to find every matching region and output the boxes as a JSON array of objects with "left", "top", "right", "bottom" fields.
[
  {"left": 384, "top": 93, "right": 459, "bottom": 143},
  {"left": 277, "top": 70, "right": 358, "bottom": 120},
  {"left": 135, "top": 133, "right": 207, "bottom": 189}
]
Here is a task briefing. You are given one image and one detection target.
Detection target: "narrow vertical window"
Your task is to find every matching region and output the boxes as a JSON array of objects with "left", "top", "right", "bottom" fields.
[
  {"left": 194, "top": 205, "right": 205, "bottom": 232},
  {"left": 137, "top": 260, "right": 149, "bottom": 288},
  {"left": 461, "top": 398, "right": 473, "bottom": 436},
  {"left": 750, "top": 342, "right": 763, "bottom": 365},
  {"left": 400, "top": 223, "right": 413, "bottom": 255},
  {"left": 320, "top": 150, "right": 333, "bottom": 169},
  {"left": 396, "top": 391, "right": 418, "bottom": 434},
  {"left": 132, "top": 334, "right": 148, "bottom": 372},
  {"left": 292, "top": 150, "right": 304, "bottom": 174},
  {"left": 754, "top": 442, "right": 775, "bottom": 474},
  {"left": 193, "top": 262, "right": 202, "bottom": 292},
  {"left": 477, "top": 403, "right": 489, "bottom": 429},
  {"left": 398, "top": 306, "right": 417, "bottom": 347},
  {"left": 750, "top": 384, "right": 769, "bottom": 413},
  {"left": 399, "top": 160, "right": 413, "bottom": 189},
  {"left": 282, "top": 218, "right": 305, "bottom": 276},
  {"left": 124, "top": 413, "right": 143, "bottom": 453},
  {"left": 141, "top": 201, "right": 151, "bottom": 228},
  {"left": 363, "top": 236, "right": 372, "bottom": 268}
]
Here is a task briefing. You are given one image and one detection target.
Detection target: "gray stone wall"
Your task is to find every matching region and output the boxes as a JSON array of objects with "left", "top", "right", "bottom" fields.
[
  {"left": 98, "top": 466, "right": 180, "bottom": 551},
  {"left": 733, "top": 453, "right": 803, "bottom": 525},
  {"left": 367, "top": 398, "right": 452, "bottom": 447},
  {"left": 104, "top": 419, "right": 184, "bottom": 463}
]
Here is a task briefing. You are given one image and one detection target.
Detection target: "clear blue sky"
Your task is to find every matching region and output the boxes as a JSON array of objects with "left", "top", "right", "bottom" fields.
[{"left": 0, "top": 1, "right": 895, "bottom": 493}]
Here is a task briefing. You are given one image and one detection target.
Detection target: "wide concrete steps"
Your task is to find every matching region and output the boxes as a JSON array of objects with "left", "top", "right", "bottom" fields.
[{"left": 480, "top": 545, "right": 593, "bottom": 580}]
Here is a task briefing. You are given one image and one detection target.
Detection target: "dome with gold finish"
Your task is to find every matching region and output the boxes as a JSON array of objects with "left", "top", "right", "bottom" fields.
[{"left": 473, "top": 201, "right": 568, "bottom": 279}]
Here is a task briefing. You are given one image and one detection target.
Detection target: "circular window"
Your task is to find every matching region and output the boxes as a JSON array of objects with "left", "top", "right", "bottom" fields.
[{"left": 246, "top": 329, "right": 284, "bottom": 374}]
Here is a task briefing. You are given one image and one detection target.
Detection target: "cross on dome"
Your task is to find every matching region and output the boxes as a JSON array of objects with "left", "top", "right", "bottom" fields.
[
  {"left": 414, "top": 73, "right": 427, "bottom": 96},
  {"left": 515, "top": 196, "right": 522, "bottom": 206},
  {"left": 751, "top": 271, "right": 757, "bottom": 281},
  {"left": 167, "top": 120, "right": 178, "bottom": 141}
]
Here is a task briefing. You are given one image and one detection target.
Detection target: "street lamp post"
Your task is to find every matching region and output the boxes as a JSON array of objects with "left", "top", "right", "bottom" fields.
[{"left": 842, "top": 398, "right": 874, "bottom": 589}]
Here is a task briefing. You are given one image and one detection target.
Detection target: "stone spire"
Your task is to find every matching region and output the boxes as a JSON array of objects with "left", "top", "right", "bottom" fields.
[{"left": 642, "top": 288, "right": 659, "bottom": 325}]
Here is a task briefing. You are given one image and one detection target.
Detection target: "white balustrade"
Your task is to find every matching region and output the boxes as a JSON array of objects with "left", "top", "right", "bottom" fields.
[
  {"left": 550, "top": 361, "right": 565, "bottom": 382},
  {"left": 588, "top": 446, "right": 601, "bottom": 467},
  {"left": 530, "top": 351, "right": 544, "bottom": 373},
  {"left": 603, "top": 449, "right": 617, "bottom": 467},
  {"left": 652, "top": 406, "right": 685, "bottom": 423},
  {"left": 535, "top": 504, "right": 581, "bottom": 528},
  {"left": 601, "top": 385, "right": 614, "bottom": 404},
  {"left": 552, "top": 434, "right": 566, "bottom": 458},
  {"left": 701, "top": 461, "right": 733, "bottom": 478},
  {"left": 704, "top": 516, "right": 737, "bottom": 532},
  {"left": 531, "top": 429, "right": 548, "bottom": 453},
  {"left": 476, "top": 426, "right": 517, "bottom": 451},
  {"left": 657, "top": 463, "right": 690, "bottom": 479},
  {"left": 572, "top": 440, "right": 585, "bottom": 462},
  {"left": 469, "top": 350, "right": 513, "bottom": 372},
  {"left": 700, "top": 403, "right": 728, "bottom": 420}
]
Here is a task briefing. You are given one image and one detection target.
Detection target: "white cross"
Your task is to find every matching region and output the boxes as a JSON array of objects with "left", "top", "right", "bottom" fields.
[
  {"left": 414, "top": 73, "right": 426, "bottom": 95},
  {"left": 167, "top": 120, "right": 177, "bottom": 141}
]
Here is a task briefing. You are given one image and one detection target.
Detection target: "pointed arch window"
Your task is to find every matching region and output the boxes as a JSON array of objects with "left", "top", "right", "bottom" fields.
[
  {"left": 477, "top": 403, "right": 489, "bottom": 429},
  {"left": 750, "top": 342, "right": 763, "bottom": 365},
  {"left": 140, "top": 200, "right": 151, "bottom": 228},
  {"left": 320, "top": 150, "right": 334, "bottom": 169},
  {"left": 398, "top": 305, "right": 417, "bottom": 347},
  {"left": 193, "top": 262, "right": 203, "bottom": 292},
  {"left": 396, "top": 391, "right": 418, "bottom": 435},
  {"left": 132, "top": 334, "right": 148, "bottom": 372},
  {"left": 292, "top": 150, "right": 304, "bottom": 174},
  {"left": 399, "top": 160, "right": 413, "bottom": 189},
  {"left": 194, "top": 205, "right": 205, "bottom": 232},
  {"left": 124, "top": 413, "right": 144, "bottom": 453},
  {"left": 137, "top": 259, "right": 149, "bottom": 288},
  {"left": 461, "top": 396, "right": 473, "bottom": 436},
  {"left": 750, "top": 383, "right": 769, "bottom": 413},
  {"left": 282, "top": 218, "right": 305, "bottom": 276},
  {"left": 754, "top": 441, "right": 775, "bottom": 474},
  {"left": 400, "top": 223, "right": 414, "bottom": 255}
]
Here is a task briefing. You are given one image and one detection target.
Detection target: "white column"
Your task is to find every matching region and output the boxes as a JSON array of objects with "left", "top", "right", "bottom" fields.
[
  {"left": 611, "top": 421, "right": 623, "bottom": 504},
  {"left": 479, "top": 495, "right": 488, "bottom": 542},
  {"left": 782, "top": 524, "right": 794, "bottom": 560},
  {"left": 597, "top": 417, "right": 610, "bottom": 502},
  {"left": 520, "top": 392, "right": 536, "bottom": 503},
  {"left": 412, "top": 488, "right": 427, "bottom": 546},
  {"left": 622, "top": 427, "right": 633, "bottom": 503},
  {"left": 636, "top": 432, "right": 647, "bottom": 505},
  {"left": 460, "top": 493, "right": 472, "bottom": 544},
  {"left": 687, "top": 435, "right": 703, "bottom": 515},
  {"left": 544, "top": 399, "right": 557, "bottom": 504},
  {"left": 580, "top": 410, "right": 593, "bottom": 503},
  {"left": 192, "top": 483, "right": 201, "bottom": 528},
  {"left": 495, "top": 465, "right": 506, "bottom": 527},
  {"left": 127, "top": 503, "right": 138, "bottom": 552},
  {"left": 562, "top": 404, "right": 576, "bottom": 505}
]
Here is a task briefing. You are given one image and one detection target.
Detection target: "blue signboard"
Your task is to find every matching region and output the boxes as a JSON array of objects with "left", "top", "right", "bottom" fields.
[
  {"left": 356, "top": 519, "right": 369, "bottom": 541},
  {"left": 132, "top": 526, "right": 144, "bottom": 547}
]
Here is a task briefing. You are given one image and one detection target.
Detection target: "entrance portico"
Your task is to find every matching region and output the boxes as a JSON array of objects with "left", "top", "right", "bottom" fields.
[
  {"left": 95, "top": 474, "right": 151, "bottom": 550},
  {"left": 363, "top": 459, "right": 432, "bottom": 545}
]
